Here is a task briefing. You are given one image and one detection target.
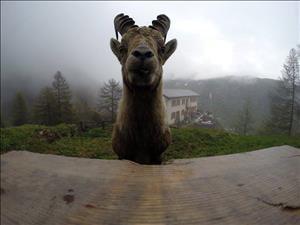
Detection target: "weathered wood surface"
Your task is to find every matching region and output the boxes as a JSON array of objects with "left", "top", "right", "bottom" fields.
[{"left": 1, "top": 146, "right": 299, "bottom": 225}]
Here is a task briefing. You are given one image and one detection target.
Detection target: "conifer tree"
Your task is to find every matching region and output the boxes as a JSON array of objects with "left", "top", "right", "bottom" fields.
[
  {"left": 33, "top": 87, "right": 56, "bottom": 125},
  {"left": 234, "top": 99, "right": 253, "bottom": 135},
  {"left": 98, "top": 79, "right": 122, "bottom": 122},
  {"left": 266, "top": 48, "right": 300, "bottom": 135},
  {"left": 52, "top": 71, "right": 74, "bottom": 123},
  {"left": 11, "top": 92, "right": 28, "bottom": 126}
]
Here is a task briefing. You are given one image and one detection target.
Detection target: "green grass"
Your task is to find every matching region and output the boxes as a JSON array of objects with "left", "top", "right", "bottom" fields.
[
  {"left": 1, "top": 124, "right": 299, "bottom": 161},
  {"left": 163, "top": 128, "right": 300, "bottom": 160},
  {"left": 0, "top": 124, "right": 116, "bottom": 159}
]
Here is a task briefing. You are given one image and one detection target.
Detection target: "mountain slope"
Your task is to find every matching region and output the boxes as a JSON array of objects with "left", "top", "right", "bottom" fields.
[{"left": 164, "top": 76, "right": 279, "bottom": 129}]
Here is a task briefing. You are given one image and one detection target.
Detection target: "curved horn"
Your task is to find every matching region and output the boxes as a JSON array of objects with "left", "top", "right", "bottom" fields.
[
  {"left": 149, "top": 14, "right": 170, "bottom": 41},
  {"left": 114, "top": 13, "right": 138, "bottom": 40}
]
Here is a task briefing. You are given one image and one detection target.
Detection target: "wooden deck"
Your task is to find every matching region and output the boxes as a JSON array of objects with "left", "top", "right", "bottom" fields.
[{"left": 1, "top": 146, "right": 299, "bottom": 225}]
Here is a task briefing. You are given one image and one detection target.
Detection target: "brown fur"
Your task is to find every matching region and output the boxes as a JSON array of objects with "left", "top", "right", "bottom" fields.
[{"left": 110, "top": 17, "right": 177, "bottom": 164}]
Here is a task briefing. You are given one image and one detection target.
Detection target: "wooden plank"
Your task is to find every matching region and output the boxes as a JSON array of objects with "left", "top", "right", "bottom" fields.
[{"left": 1, "top": 146, "right": 299, "bottom": 225}]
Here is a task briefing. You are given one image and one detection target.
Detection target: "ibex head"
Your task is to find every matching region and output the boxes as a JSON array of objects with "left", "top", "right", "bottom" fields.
[{"left": 110, "top": 13, "right": 177, "bottom": 89}]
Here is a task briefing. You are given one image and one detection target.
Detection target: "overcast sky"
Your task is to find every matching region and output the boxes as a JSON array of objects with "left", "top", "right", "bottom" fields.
[{"left": 1, "top": 1, "right": 299, "bottom": 85}]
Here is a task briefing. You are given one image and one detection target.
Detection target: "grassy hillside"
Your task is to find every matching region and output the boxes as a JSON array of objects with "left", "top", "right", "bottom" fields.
[
  {"left": 1, "top": 124, "right": 299, "bottom": 161},
  {"left": 165, "top": 128, "right": 300, "bottom": 160}
]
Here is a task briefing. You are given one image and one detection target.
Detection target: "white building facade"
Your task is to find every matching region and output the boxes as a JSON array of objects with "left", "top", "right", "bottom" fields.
[{"left": 163, "top": 89, "right": 199, "bottom": 125}]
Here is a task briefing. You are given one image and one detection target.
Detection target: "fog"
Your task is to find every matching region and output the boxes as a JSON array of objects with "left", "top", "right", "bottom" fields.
[{"left": 1, "top": 1, "right": 299, "bottom": 105}]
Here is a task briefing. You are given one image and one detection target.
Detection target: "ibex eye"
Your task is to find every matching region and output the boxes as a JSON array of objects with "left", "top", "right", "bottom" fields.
[{"left": 161, "top": 46, "right": 165, "bottom": 54}]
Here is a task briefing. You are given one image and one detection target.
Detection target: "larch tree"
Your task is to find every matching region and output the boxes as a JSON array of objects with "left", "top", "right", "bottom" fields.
[
  {"left": 234, "top": 99, "right": 253, "bottom": 135},
  {"left": 52, "top": 71, "right": 74, "bottom": 123},
  {"left": 98, "top": 79, "right": 122, "bottom": 122},
  {"left": 11, "top": 92, "right": 28, "bottom": 126},
  {"left": 33, "top": 87, "right": 57, "bottom": 125},
  {"left": 266, "top": 48, "right": 300, "bottom": 135}
]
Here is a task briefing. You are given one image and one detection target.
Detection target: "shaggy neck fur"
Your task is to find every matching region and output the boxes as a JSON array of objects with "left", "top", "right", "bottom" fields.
[
  {"left": 112, "top": 70, "right": 170, "bottom": 164},
  {"left": 117, "top": 74, "right": 165, "bottom": 131}
]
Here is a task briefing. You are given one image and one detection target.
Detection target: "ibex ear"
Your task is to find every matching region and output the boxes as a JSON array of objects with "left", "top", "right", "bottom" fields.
[
  {"left": 162, "top": 39, "right": 177, "bottom": 65},
  {"left": 110, "top": 38, "right": 121, "bottom": 62}
]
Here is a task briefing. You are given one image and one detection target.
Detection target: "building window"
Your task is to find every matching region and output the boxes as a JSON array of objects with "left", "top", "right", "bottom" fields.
[
  {"left": 181, "top": 109, "right": 185, "bottom": 116},
  {"left": 176, "top": 111, "right": 180, "bottom": 121},
  {"left": 171, "top": 112, "right": 175, "bottom": 119},
  {"left": 172, "top": 100, "right": 176, "bottom": 106},
  {"left": 190, "top": 96, "right": 197, "bottom": 102},
  {"left": 182, "top": 99, "right": 185, "bottom": 104},
  {"left": 172, "top": 99, "right": 182, "bottom": 106},
  {"left": 190, "top": 106, "right": 197, "bottom": 112}
]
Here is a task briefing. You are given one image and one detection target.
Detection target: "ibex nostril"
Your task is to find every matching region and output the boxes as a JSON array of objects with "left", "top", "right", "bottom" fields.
[
  {"left": 132, "top": 50, "right": 142, "bottom": 58},
  {"left": 132, "top": 49, "right": 154, "bottom": 60},
  {"left": 144, "top": 51, "right": 154, "bottom": 58}
]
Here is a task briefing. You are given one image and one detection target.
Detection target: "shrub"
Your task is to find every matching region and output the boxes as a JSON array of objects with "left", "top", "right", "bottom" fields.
[
  {"left": 1, "top": 124, "right": 44, "bottom": 152},
  {"left": 84, "top": 127, "right": 110, "bottom": 138}
]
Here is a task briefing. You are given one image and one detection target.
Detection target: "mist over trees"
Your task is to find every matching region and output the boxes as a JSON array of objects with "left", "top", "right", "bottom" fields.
[
  {"left": 3, "top": 46, "right": 300, "bottom": 137},
  {"left": 164, "top": 77, "right": 277, "bottom": 131},
  {"left": 32, "top": 72, "right": 75, "bottom": 125},
  {"left": 234, "top": 99, "right": 253, "bottom": 135},
  {"left": 4, "top": 71, "right": 123, "bottom": 128}
]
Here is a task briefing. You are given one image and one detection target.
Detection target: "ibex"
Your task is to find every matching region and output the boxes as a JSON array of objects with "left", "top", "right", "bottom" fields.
[{"left": 110, "top": 13, "right": 177, "bottom": 164}]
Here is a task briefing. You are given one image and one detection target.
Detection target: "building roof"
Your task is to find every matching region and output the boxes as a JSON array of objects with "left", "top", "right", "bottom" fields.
[{"left": 163, "top": 89, "right": 199, "bottom": 99}]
